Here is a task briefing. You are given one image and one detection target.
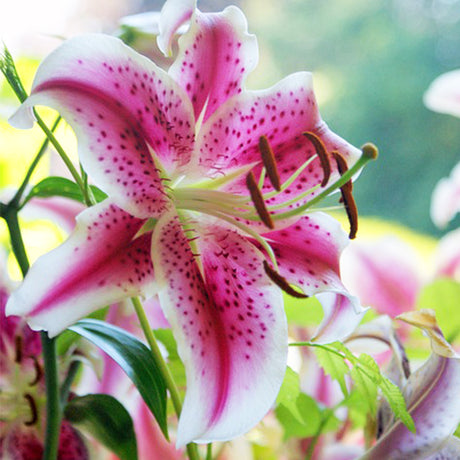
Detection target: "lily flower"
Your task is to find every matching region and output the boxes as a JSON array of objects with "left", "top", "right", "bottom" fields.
[
  {"left": 6, "top": 0, "right": 367, "bottom": 445},
  {"left": 0, "top": 265, "right": 88, "bottom": 459},
  {"left": 430, "top": 161, "right": 460, "bottom": 230},
  {"left": 341, "top": 236, "right": 425, "bottom": 318},
  {"left": 361, "top": 310, "right": 460, "bottom": 459},
  {"left": 423, "top": 69, "right": 460, "bottom": 119}
]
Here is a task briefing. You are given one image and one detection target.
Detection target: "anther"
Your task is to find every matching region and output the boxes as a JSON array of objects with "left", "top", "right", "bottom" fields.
[
  {"left": 332, "top": 152, "right": 358, "bottom": 239},
  {"left": 303, "top": 131, "right": 331, "bottom": 187},
  {"left": 331, "top": 150, "right": 352, "bottom": 194},
  {"left": 259, "top": 135, "right": 281, "bottom": 191},
  {"left": 23, "top": 393, "right": 38, "bottom": 426},
  {"left": 29, "top": 356, "right": 43, "bottom": 386},
  {"left": 263, "top": 261, "right": 308, "bottom": 298},
  {"left": 246, "top": 172, "right": 274, "bottom": 229},
  {"left": 14, "top": 335, "right": 23, "bottom": 363}
]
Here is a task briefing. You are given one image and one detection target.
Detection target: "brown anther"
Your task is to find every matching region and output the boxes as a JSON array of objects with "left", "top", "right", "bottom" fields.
[
  {"left": 23, "top": 393, "right": 38, "bottom": 426},
  {"left": 332, "top": 152, "right": 358, "bottom": 239},
  {"left": 263, "top": 261, "right": 308, "bottom": 298},
  {"left": 340, "top": 186, "right": 358, "bottom": 239},
  {"left": 246, "top": 171, "right": 274, "bottom": 229},
  {"left": 331, "top": 151, "right": 352, "bottom": 194},
  {"left": 29, "top": 356, "right": 43, "bottom": 386},
  {"left": 258, "top": 135, "right": 281, "bottom": 191},
  {"left": 14, "top": 335, "right": 23, "bottom": 363},
  {"left": 303, "top": 131, "right": 331, "bottom": 187}
]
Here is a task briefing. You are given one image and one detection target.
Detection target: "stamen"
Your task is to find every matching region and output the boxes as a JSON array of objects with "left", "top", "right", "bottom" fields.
[
  {"left": 29, "top": 356, "right": 43, "bottom": 386},
  {"left": 246, "top": 171, "right": 274, "bottom": 229},
  {"left": 259, "top": 135, "right": 281, "bottom": 191},
  {"left": 23, "top": 393, "right": 38, "bottom": 426},
  {"left": 14, "top": 335, "right": 22, "bottom": 363},
  {"left": 303, "top": 131, "right": 331, "bottom": 187},
  {"left": 332, "top": 150, "right": 352, "bottom": 194},
  {"left": 263, "top": 261, "right": 308, "bottom": 298},
  {"left": 332, "top": 152, "right": 358, "bottom": 239}
]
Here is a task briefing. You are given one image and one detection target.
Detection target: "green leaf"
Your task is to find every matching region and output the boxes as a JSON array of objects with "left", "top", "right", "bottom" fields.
[
  {"left": 350, "top": 366, "right": 378, "bottom": 416},
  {"left": 417, "top": 278, "right": 460, "bottom": 343},
  {"left": 313, "top": 346, "right": 349, "bottom": 396},
  {"left": 276, "top": 367, "right": 303, "bottom": 423},
  {"left": 275, "top": 393, "right": 322, "bottom": 440},
  {"left": 23, "top": 176, "right": 107, "bottom": 205},
  {"left": 69, "top": 319, "right": 168, "bottom": 438},
  {"left": 379, "top": 376, "right": 415, "bottom": 433},
  {"left": 64, "top": 394, "right": 137, "bottom": 460}
]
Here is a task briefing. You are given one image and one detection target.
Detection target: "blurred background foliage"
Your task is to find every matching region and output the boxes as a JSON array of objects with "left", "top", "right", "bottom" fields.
[{"left": 2, "top": 0, "right": 460, "bottom": 236}]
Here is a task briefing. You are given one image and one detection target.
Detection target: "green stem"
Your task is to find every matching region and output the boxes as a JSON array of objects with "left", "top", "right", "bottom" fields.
[
  {"left": 131, "top": 297, "right": 200, "bottom": 460},
  {"left": 34, "top": 113, "right": 91, "bottom": 205},
  {"left": 41, "top": 332, "right": 61, "bottom": 460},
  {"left": 2, "top": 209, "right": 62, "bottom": 460},
  {"left": 10, "top": 116, "right": 61, "bottom": 208}
]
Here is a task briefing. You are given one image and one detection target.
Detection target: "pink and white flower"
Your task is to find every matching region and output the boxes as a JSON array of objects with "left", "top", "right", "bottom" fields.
[
  {"left": 0, "top": 267, "right": 88, "bottom": 459},
  {"left": 430, "top": 162, "right": 460, "bottom": 230},
  {"left": 361, "top": 310, "right": 460, "bottom": 460},
  {"left": 6, "top": 0, "right": 366, "bottom": 445},
  {"left": 423, "top": 69, "right": 460, "bottom": 119}
]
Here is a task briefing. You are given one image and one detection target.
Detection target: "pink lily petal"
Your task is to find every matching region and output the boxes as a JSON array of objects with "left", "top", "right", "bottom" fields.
[
  {"left": 23, "top": 196, "right": 85, "bottom": 233},
  {"left": 434, "top": 228, "right": 460, "bottom": 281},
  {"left": 261, "top": 213, "right": 365, "bottom": 343},
  {"left": 152, "top": 211, "right": 287, "bottom": 446},
  {"left": 168, "top": 4, "right": 258, "bottom": 122},
  {"left": 425, "top": 436, "right": 460, "bottom": 459},
  {"left": 362, "top": 311, "right": 460, "bottom": 459},
  {"left": 430, "top": 162, "right": 460, "bottom": 229},
  {"left": 157, "top": 0, "right": 195, "bottom": 56},
  {"left": 341, "top": 236, "right": 424, "bottom": 317},
  {"left": 6, "top": 200, "right": 156, "bottom": 337},
  {"left": 197, "top": 72, "right": 360, "bottom": 198},
  {"left": 9, "top": 34, "right": 198, "bottom": 216},
  {"left": 424, "top": 69, "right": 460, "bottom": 118}
]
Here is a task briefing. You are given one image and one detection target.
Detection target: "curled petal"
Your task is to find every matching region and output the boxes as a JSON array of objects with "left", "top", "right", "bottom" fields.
[
  {"left": 362, "top": 311, "right": 460, "bottom": 459},
  {"left": 152, "top": 212, "right": 287, "bottom": 445},
  {"left": 424, "top": 69, "right": 460, "bottom": 118},
  {"left": 169, "top": 5, "right": 258, "bottom": 122},
  {"left": 10, "top": 34, "right": 196, "bottom": 201},
  {"left": 261, "top": 212, "right": 366, "bottom": 343},
  {"left": 6, "top": 200, "right": 156, "bottom": 337},
  {"left": 158, "top": 0, "right": 195, "bottom": 56}
]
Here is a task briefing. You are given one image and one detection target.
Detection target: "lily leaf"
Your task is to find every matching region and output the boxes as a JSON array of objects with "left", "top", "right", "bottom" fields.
[
  {"left": 23, "top": 176, "right": 107, "bottom": 205},
  {"left": 64, "top": 394, "right": 137, "bottom": 460},
  {"left": 276, "top": 366, "right": 303, "bottom": 423},
  {"left": 69, "top": 319, "right": 168, "bottom": 438}
]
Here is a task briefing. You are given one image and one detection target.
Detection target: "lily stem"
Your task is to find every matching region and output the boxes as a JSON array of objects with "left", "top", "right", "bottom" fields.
[
  {"left": 2, "top": 208, "right": 62, "bottom": 460},
  {"left": 131, "top": 297, "right": 201, "bottom": 460}
]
